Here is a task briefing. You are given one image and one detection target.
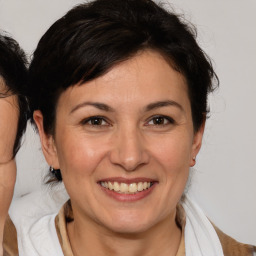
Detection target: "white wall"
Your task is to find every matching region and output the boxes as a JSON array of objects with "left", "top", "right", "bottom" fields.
[{"left": 0, "top": 0, "right": 255, "bottom": 245}]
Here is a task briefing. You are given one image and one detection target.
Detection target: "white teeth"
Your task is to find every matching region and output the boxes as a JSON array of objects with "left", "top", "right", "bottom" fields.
[
  {"left": 128, "top": 183, "right": 137, "bottom": 193},
  {"left": 113, "top": 182, "right": 119, "bottom": 192},
  {"left": 137, "top": 182, "right": 143, "bottom": 191},
  {"left": 100, "top": 181, "right": 153, "bottom": 194},
  {"left": 108, "top": 182, "right": 114, "bottom": 190},
  {"left": 120, "top": 183, "right": 129, "bottom": 193}
]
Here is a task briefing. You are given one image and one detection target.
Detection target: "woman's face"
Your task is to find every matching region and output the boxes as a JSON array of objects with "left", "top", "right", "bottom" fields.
[
  {"left": 0, "top": 80, "right": 19, "bottom": 161},
  {"left": 0, "top": 79, "right": 18, "bottom": 229},
  {"left": 35, "top": 50, "right": 204, "bottom": 234}
]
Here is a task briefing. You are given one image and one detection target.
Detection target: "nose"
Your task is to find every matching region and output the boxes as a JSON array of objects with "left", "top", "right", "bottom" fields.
[{"left": 109, "top": 126, "right": 150, "bottom": 171}]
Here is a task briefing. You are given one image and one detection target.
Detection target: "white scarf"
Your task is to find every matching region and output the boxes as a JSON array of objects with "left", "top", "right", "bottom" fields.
[
  {"left": 182, "top": 195, "right": 224, "bottom": 256},
  {"left": 9, "top": 188, "right": 67, "bottom": 256},
  {"left": 10, "top": 191, "right": 224, "bottom": 256}
]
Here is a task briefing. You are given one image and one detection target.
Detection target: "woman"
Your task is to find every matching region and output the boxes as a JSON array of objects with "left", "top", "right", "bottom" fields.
[
  {"left": 0, "top": 34, "right": 28, "bottom": 256},
  {"left": 6, "top": 0, "right": 256, "bottom": 255}
]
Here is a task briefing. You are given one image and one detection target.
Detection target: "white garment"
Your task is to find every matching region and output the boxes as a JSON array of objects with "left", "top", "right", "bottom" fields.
[
  {"left": 9, "top": 187, "right": 68, "bottom": 256},
  {"left": 10, "top": 192, "right": 224, "bottom": 256},
  {"left": 182, "top": 195, "right": 224, "bottom": 256}
]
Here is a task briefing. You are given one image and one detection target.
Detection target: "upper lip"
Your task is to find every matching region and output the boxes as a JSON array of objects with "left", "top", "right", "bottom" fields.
[{"left": 98, "top": 177, "right": 157, "bottom": 184}]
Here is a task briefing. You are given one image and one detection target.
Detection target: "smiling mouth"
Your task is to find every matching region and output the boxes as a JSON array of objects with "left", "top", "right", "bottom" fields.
[{"left": 100, "top": 181, "right": 154, "bottom": 194}]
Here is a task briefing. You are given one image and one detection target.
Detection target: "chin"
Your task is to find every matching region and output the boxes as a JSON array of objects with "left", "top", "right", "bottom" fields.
[
  {"left": 108, "top": 221, "right": 151, "bottom": 235},
  {"left": 99, "top": 211, "right": 158, "bottom": 235}
]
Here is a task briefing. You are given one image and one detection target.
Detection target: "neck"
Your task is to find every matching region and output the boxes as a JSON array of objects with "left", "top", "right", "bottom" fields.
[
  {"left": 0, "top": 219, "right": 4, "bottom": 256},
  {"left": 0, "top": 237, "right": 3, "bottom": 256},
  {"left": 67, "top": 209, "right": 182, "bottom": 256},
  {"left": 0, "top": 160, "right": 16, "bottom": 256}
]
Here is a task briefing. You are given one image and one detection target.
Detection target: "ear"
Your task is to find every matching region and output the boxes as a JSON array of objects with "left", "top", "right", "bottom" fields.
[
  {"left": 190, "top": 120, "right": 205, "bottom": 167},
  {"left": 33, "top": 110, "right": 60, "bottom": 169}
]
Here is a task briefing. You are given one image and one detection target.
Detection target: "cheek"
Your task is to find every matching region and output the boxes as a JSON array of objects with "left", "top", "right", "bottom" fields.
[
  {"left": 151, "top": 132, "right": 192, "bottom": 195},
  {"left": 0, "top": 98, "right": 19, "bottom": 159},
  {"left": 151, "top": 132, "right": 193, "bottom": 170},
  {"left": 55, "top": 130, "right": 107, "bottom": 179}
]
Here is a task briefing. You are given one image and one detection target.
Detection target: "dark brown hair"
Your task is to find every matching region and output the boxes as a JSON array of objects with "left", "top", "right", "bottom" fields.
[
  {"left": 0, "top": 33, "right": 28, "bottom": 157},
  {"left": 28, "top": 0, "right": 218, "bottom": 181}
]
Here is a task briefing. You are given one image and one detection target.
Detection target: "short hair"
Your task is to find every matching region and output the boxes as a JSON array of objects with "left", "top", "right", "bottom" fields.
[
  {"left": 28, "top": 0, "right": 218, "bottom": 135},
  {"left": 28, "top": 0, "right": 218, "bottom": 181},
  {"left": 0, "top": 33, "right": 28, "bottom": 156}
]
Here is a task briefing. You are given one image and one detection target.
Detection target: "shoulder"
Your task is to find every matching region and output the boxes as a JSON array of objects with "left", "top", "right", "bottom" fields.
[
  {"left": 213, "top": 224, "right": 256, "bottom": 256},
  {"left": 6, "top": 190, "right": 68, "bottom": 256}
]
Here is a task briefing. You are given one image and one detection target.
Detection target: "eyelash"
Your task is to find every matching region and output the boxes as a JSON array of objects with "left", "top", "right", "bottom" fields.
[
  {"left": 80, "top": 115, "right": 175, "bottom": 127},
  {"left": 80, "top": 116, "right": 110, "bottom": 127},
  {"left": 145, "top": 115, "right": 175, "bottom": 126}
]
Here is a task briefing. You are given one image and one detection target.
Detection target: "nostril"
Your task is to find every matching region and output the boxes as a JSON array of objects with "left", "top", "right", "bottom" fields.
[{"left": 109, "top": 150, "right": 148, "bottom": 171}]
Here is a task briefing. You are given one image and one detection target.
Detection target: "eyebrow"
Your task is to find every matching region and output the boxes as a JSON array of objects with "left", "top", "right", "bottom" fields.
[
  {"left": 70, "top": 102, "right": 114, "bottom": 114},
  {"left": 70, "top": 99, "right": 183, "bottom": 114},
  {"left": 145, "top": 100, "right": 184, "bottom": 112}
]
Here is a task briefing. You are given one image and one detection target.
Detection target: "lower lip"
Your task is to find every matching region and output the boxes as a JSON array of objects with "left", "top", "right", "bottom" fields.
[{"left": 98, "top": 183, "right": 156, "bottom": 202}]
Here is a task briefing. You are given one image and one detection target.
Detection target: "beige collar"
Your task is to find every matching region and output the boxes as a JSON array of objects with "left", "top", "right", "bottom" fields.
[{"left": 55, "top": 200, "right": 186, "bottom": 256}]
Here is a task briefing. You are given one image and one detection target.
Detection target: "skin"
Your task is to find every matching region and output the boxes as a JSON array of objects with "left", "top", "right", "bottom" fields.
[
  {"left": 34, "top": 50, "right": 204, "bottom": 256},
  {"left": 0, "top": 79, "right": 18, "bottom": 256}
]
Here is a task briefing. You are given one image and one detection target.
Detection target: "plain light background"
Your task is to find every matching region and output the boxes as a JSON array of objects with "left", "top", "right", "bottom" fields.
[{"left": 0, "top": 0, "right": 255, "bottom": 245}]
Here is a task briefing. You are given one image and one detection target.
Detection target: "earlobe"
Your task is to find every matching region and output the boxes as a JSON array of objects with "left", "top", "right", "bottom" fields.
[
  {"left": 33, "top": 111, "right": 60, "bottom": 169},
  {"left": 190, "top": 121, "right": 205, "bottom": 167}
]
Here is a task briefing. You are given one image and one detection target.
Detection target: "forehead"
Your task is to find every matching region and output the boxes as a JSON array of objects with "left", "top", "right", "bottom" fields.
[{"left": 57, "top": 50, "right": 190, "bottom": 112}]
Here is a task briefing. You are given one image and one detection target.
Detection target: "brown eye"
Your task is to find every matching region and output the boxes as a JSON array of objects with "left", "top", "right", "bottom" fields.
[
  {"left": 153, "top": 116, "right": 165, "bottom": 125},
  {"left": 81, "top": 116, "right": 108, "bottom": 126},
  {"left": 90, "top": 118, "right": 103, "bottom": 125},
  {"left": 146, "top": 115, "right": 174, "bottom": 126}
]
